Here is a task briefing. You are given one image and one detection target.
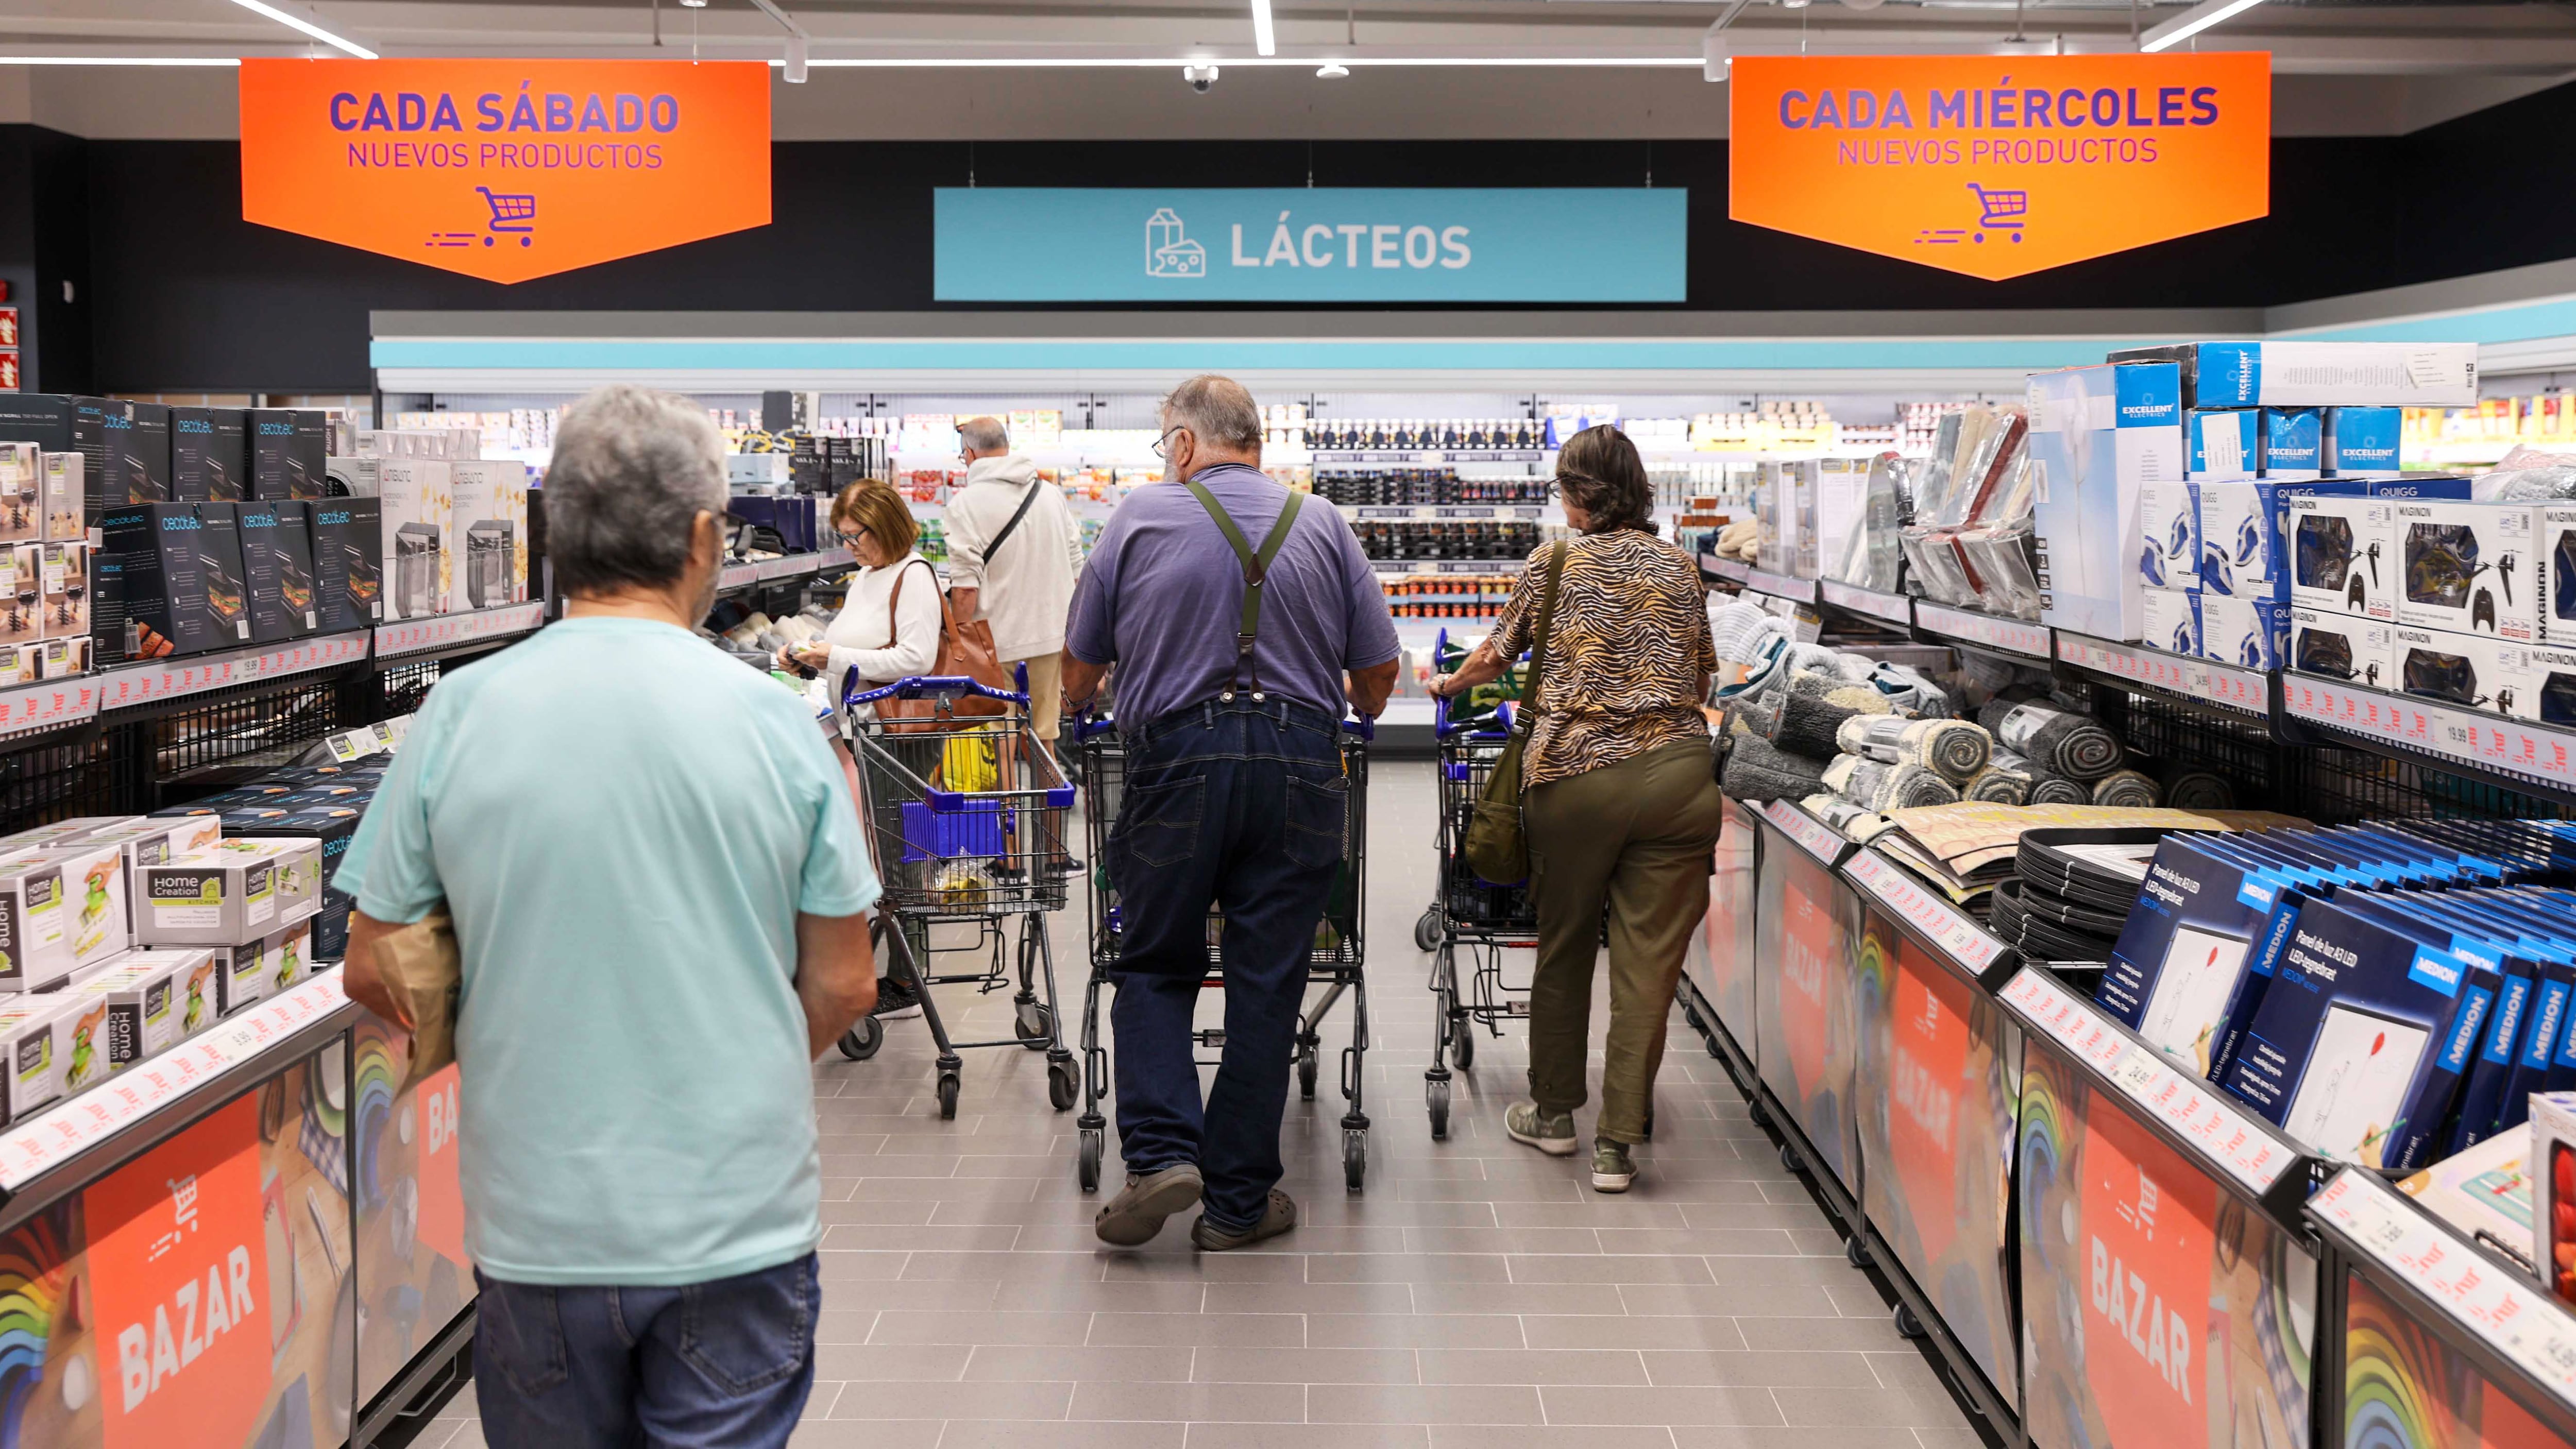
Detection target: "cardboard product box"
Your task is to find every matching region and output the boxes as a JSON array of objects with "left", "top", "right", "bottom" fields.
[
  {"left": 234, "top": 501, "right": 318, "bottom": 643},
  {"left": 91, "top": 501, "right": 251, "bottom": 661},
  {"left": 0, "top": 442, "right": 40, "bottom": 545},
  {"left": 2109, "top": 341, "right": 2480, "bottom": 410},
  {"left": 171, "top": 406, "right": 249, "bottom": 503},
  {"left": 325, "top": 454, "right": 379, "bottom": 498},
  {"left": 0, "top": 853, "right": 82, "bottom": 991},
  {"left": 213, "top": 837, "right": 321, "bottom": 921},
  {"left": 379, "top": 459, "right": 452, "bottom": 621},
  {"left": 2391, "top": 624, "right": 2537, "bottom": 720},
  {"left": 0, "top": 543, "right": 37, "bottom": 650},
  {"left": 80, "top": 815, "right": 220, "bottom": 928},
  {"left": 12, "top": 841, "right": 130, "bottom": 978},
  {"left": 2515, "top": 643, "right": 2576, "bottom": 730},
  {"left": 117, "top": 946, "right": 221, "bottom": 1037},
  {"left": 449, "top": 459, "right": 529, "bottom": 610},
  {"left": 307, "top": 495, "right": 384, "bottom": 633},
  {"left": 0, "top": 996, "right": 69, "bottom": 1122},
  {"left": 2200, "top": 594, "right": 2292, "bottom": 671},
  {"left": 2326, "top": 406, "right": 2408, "bottom": 479},
  {"left": 40, "top": 451, "right": 81, "bottom": 544},
  {"left": 36, "top": 541, "right": 84, "bottom": 642},
  {"left": 135, "top": 845, "right": 305, "bottom": 947},
  {"left": 200, "top": 940, "right": 265, "bottom": 1016},
  {"left": 264, "top": 916, "right": 314, "bottom": 996},
  {"left": 2286, "top": 493, "right": 2394, "bottom": 620},
  {"left": 2390, "top": 500, "right": 2541, "bottom": 641},
  {"left": 2139, "top": 481, "right": 2199, "bottom": 590},
  {"left": 2187, "top": 408, "right": 2259, "bottom": 484},
  {"left": 248, "top": 408, "right": 327, "bottom": 501},
  {"left": 71, "top": 954, "right": 190, "bottom": 1081},
  {"left": 2140, "top": 586, "right": 2202, "bottom": 657},
  {"left": 2535, "top": 1093, "right": 2576, "bottom": 1304},
  {"left": 2260, "top": 407, "right": 2324, "bottom": 482},
  {"left": 2540, "top": 505, "right": 2576, "bottom": 645},
  {"left": 98, "top": 402, "right": 170, "bottom": 505},
  {"left": 2027, "top": 362, "right": 2182, "bottom": 641},
  {"left": 27, "top": 636, "right": 84, "bottom": 681},
  {"left": 0, "top": 396, "right": 109, "bottom": 517}
]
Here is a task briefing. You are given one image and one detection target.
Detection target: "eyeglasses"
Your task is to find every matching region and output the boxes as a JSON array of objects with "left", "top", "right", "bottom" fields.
[
  {"left": 1151, "top": 425, "right": 1188, "bottom": 460},
  {"left": 837, "top": 526, "right": 872, "bottom": 550},
  {"left": 720, "top": 510, "right": 753, "bottom": 552}
]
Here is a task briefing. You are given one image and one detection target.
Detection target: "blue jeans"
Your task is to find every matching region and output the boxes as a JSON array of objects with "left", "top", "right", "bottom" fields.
[
  {"left": 471, "top": 1254, "right": 820, "bottom": 1449},
  {"left": 1109, "top": 697, "right": 1347, "bottom": 1230}
]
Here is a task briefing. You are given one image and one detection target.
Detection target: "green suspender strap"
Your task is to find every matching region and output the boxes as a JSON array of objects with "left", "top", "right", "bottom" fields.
[{"left": 1181, "top": 478, "right": 1305, "bottom": 703}]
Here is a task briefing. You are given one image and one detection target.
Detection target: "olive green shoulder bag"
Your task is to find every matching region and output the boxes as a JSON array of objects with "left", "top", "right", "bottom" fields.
[{"left": 1464, "top": 540, "right": 1569, "bottom": 887}]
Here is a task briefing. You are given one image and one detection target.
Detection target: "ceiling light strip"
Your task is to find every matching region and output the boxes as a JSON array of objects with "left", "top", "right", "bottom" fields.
[
  {"left": 222, "top": 0, "right": 377, "bottom": 60},
  {"left": 2138, "top": 0, "right": 2266, "bottom": 53},
  {"left": 1251, "top": 0, "right": 1278, "bottom": 57}
]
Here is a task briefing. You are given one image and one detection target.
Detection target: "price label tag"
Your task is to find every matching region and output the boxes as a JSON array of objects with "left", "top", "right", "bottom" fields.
[
  {"left": 818, "top": 545, "right": 855, "bottom": 569},
  {"left": 1843, "top": 849, "right": 2004, "bottom": 973},
  {"left": 0, "top": 677, "right": 97, "bottom": 736},
  {"left": 1706, "top": 557, "right": 1752, "bottom": 585},
  {"left": 1915, "top": 602, "right": 2051, "bottom": 660},
  {"left": 1741, "top": 568, "right": 1817, "bottom": 605},
  {"left": 1759, "top": 799, "right": 1844, "bottom": 864},
  {"left": 1818, "top": 578, "right": 1913, "bottom": 627},
  {"left": 719, "top": 562, "right": 762, "bottom": 591},
  {"left": 2286, "top": 675, "right": 2576, "bottom": 790}
]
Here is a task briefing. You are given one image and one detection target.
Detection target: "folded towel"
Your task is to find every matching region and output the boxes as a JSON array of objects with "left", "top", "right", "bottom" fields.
[
  {"left": 1721, "top": 736, "right": 1832, "bottom": 803},
  {"left": 2088, "top": 769, "right": 2162, "bottom": 809},
  {"left": 1976, "top": 697, "right": 2124, "bottom": 780}
]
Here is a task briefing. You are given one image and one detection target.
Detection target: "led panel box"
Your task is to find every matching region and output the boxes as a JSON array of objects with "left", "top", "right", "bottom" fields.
[
  {"left": 2027, "top": 361, "right": 2182, "bottom": 641},
  {"left": 91, "top": 501, "right": 250, "bottom": 662},
  {"left": 2287, "top": 493, "right": 2394, "bottom": 620},
  {"left": 171, "top": 406, "right": 249, "bottom": 503},
  {"left": 2392, "top": 500, "right": 2542, "bottom": 641}
]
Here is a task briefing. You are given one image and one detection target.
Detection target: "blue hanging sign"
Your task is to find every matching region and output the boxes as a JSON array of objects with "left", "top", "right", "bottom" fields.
[{"left": 933, "top": 187, "right": 1688, "bottom": 302}]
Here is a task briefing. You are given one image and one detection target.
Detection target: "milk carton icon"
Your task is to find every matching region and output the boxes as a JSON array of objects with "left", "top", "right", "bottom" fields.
[{"left": 1145, "top": 208, "right": 1207, "bottom": 279}]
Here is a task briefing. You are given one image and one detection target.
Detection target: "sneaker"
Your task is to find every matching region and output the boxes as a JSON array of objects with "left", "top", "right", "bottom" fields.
[
  {"left": 1591, "top": 1139, "right": 1637, "bottom": 1194},
  {"left": 1191, "top": 1189, "right": 1297, "bottom": 1251},
  {"left": 1094, "top": 1163, "right": 1205, "bottom": 1247},
  {"left": 870, "top": 975, "right": 922, "bottom": 1020},
  {"left": 1047, "top": 854, "right": 1086, "bottom": 877},
  {"left": 1505, "top": 1101, "right": 1579, "bottom": 1157}
]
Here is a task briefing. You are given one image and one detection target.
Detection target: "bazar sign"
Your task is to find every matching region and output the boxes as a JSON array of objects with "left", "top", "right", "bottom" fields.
[
  {"left": 1728, "top": 53, "right": 2269, "bottom": 281},
  {"left": 934, "top": 187, "right": 1687, "bottom": 301},
  {"left": 238, "top": 59, "right": 771, "bottom": 284}
]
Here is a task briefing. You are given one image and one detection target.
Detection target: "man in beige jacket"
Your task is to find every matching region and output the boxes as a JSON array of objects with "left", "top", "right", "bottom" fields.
[{"left": 946, "top": 416, "right": 1084, "bottom": 746}]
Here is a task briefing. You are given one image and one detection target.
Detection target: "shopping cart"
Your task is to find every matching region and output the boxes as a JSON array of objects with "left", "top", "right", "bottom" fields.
[
  {"left": 834, "top": 673, "right": 1080, "bottom": 1120},
  {"left": 1070, "top": 709, "right": 1377, "bottom": 1194},
  {"left": 1414, "top": 682, "right": 1538, "bottom": 1141}
]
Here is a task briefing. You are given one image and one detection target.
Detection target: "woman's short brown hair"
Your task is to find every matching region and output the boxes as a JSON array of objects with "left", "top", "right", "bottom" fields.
[
  {"left": 833, "top": 478, "right": 917, "bottom": 558},
  {"left": 1554, "top": 425, "right": 1657, "bottom": 536}
]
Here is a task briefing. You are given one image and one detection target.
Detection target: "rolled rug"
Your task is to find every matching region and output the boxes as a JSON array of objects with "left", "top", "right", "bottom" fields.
[
  {"left": 1962, "top": 766, "right": 2031, "bottom": 805},
  {"left": 1805, "top": 794, "right": 1897, "bottom": 844},
  {"left": 1773, "top": 691, "right": 1873, "bottom": 758},
  {"left": 2159, "top": 767, "right": 2237, "bottom": 812},
  {"left": 1837, "top": 713, "right": 1910, "bottom": 763},
  {"left": 2026, "top": 770, "right": 2091, "bottom": 806},
  {"left": 1821, "top": 753, "right": 1865, "bottom": 799},
  {"left": 1850, "top": 759, "right": 1962, "bottom": 812},
  {"left": 1721, "top": 735, "right": 1832, "bottom": 803},
  {"left": 1977, "top": 697, "right": 2124, "bottom": 781},
  {"left": 1905, "top": 718, "right": 1993, "bottom": 783},
  {"left": 2089, "top": 769, "right": 2162, "bottom": 809}
]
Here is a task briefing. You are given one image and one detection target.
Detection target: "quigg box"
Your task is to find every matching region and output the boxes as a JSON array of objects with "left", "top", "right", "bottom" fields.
[
  {"left": 0, "top": 997, "right": 69, "bottom": 1122},
  {"left": 36, "top": 541, "right": 84, "bottom": 642},
  {"left": 0, "top": 444, "right": 40, "bottom": 546},
  {"left": 40, "top": 451, "right": 81, "bottom": 544},
  {"left": 308, "top": 496, "right": 384, "bottom": 633},
  {"left": 449, "top": 459, "right": 529, "bottom": 610},
  {"left": 378, "top": 459, "right": 452, "bottom": 621},
  {"left": 2200, "top": 595, "right": 2292, "bottom": 671},
  {"left": 2187, "top": 409, "right": 2259, "bottom": 483},
  {"left": 2287, "top": 493, "right": 2394, "bottom": 619},
  {"left": 2111, "top": 342, "right": 2480, "bottom": 410},
  {"left": 2327, "top": 406, "right": 2408, "bottom": 479},
  {"left": 2139, "top": 481, "right": 2200, "bottom": 590},
  {"left": 171, "top": 406, "right": 249, "bottom": 503},
  {"left": 248, "top": 408, "right": 327, "bottom": 501},
  {"left": 233, "top": 501, "right": 318, "bottom": 643},
  {"left": 2141, "top": 587, "right": 2201, "bottom": 656},
  {"left": 2391, "top": 500, "right": 2541, "bottom": 641},
  {"left": 0, "top": 397, "right": 106, "bottom": 512},
  {"left": 2028, "top": 362, "right": 2182, "bottom": 642},
  {"left": 92, "top": 501, "right": 250, "bottom": 661},
  {"left": 2261, "top": 408, "right": 2324, "bottom": 482},
  {"left": 2392, "top": 624, "right": 2537, "bottom": 720}
]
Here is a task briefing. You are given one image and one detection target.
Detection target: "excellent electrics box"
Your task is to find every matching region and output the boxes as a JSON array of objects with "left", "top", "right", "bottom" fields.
[
  {"left": 2286, "top": 493, "right": 2394, "bottom": 619},
  {"left": 449, "top": 459, "right": 529, "bottom": 609},
  {"left": 2392, "top": 624, "right": 2538, "bottom": 720},
  {"left": 2028, "top": 361, "right": 2182, "bottom": 641},
  {"left": 2327, "top": 407, "right": 2407, "bottom": 479},
  {"left": 2261, "top": 408, "right": 2324, "bottom": 481},
  {"left": 307, "top": 496, "right": 383, "bottom": 633},
  {"left": 2139, "top": 482, "right": 2199, "bottom": 590},
  {"left": 2141, "top": 587, "right": 2201, "bottom": 656},
  {"left": 171, "top": 406, "right": 248, "bottom": 503},
  {"left": 36, "top": 541, "right": 83, "bottom": 642},
  {"left": 2200, "top": 594, "right": 2292, "bottom": 670},
  {"left": 2390, "top": 500, "right": 2541, "bottom": 641},
  {"left": 92, "top": 502, "right": 250, "bottom": 661},
  {"left": 0, "top": 444, "right": 40, "bottom": 545},
  {"left": 0, "top": 998, "right": 68, "bottom": 1122},
  {"left": 233, "top": 501, "right": 317, "bottom": 643},
  {"left": 2109, "top": 342, "right": 2481, "bottom": 410},
  {"left": 0, "top": 396, "right": 107, "bottom": 513},
  {"left": 40, "top": 452, "right": 80, "bottom": 543},
  {"left": 248, "top": 408, "right": 326, "bottom": 501},
  {"left": 2187, "top": 409, "right": 2259, "bottom": 483},
  {"left": 378, "top": 459, "right": 451, "bottom": 621}
]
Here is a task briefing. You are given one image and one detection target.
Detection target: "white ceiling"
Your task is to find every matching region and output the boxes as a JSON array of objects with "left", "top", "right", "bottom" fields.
[{"left": 0, "top": 0, "right": 2564, "bottom": 138}]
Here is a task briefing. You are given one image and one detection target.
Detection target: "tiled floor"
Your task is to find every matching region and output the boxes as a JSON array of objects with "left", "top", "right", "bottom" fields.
[{"left": 413, "top": 763, "right": 1985, "bottom": 1449}]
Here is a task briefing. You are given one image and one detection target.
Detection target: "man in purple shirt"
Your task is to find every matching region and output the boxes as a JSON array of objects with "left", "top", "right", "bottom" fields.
[{"left": 1064, "top": 374, "right": 1399, "bottom": 1250}]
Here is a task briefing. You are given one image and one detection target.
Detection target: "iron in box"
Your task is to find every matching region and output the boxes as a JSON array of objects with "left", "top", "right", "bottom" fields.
[
  {"left": 92, "top": 501, "right": 251, "bottom": 661},
  {"left": 2391, "top": 500, "right": 2541, "bottom": 641},
  {"left": 2285, "top": 493, "right": 2394, "bottom": 621}
]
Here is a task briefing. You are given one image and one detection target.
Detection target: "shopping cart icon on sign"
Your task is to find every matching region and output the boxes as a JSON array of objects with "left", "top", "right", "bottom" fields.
[
  {"left": 475, "top": 186, "right": 536, "bottom": 248},
  {"left": 1964, "top": 183, "right": 2025, "bottom": 244}
]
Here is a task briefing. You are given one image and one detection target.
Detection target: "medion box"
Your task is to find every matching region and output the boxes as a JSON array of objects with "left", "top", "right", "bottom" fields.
[
  {"left": 92, "top": 501, "right": 250, "bottom": 661},
  {"left": 171, "top": 406, "right": 249, "bottom": 503},
  {"left": 2286, "top": 493, "right": 2395, "bottom": 620},
  {"left": 2390, "top": 500, "right": 2541, "bottom": 641}
]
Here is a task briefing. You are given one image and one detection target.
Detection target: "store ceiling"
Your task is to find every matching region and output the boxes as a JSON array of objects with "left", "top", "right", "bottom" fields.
[{"left": 0, "top": 0, "right": 2567, "bottom": 138}]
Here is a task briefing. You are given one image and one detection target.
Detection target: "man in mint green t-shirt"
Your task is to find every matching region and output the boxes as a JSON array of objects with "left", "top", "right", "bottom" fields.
[{"left": 340, "top": 385, "right": 879, "bottom": 1449}]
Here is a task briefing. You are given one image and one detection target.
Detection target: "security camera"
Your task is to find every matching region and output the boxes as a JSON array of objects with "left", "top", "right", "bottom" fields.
[{"left": 1183, "top": 64, "right": 1219, "bottom": 93}]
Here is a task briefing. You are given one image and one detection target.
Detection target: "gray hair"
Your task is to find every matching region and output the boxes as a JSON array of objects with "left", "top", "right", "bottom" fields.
[
  {"left": 545, "top": 385, "right": 728, "bottom": 596},
  {"left": 957, "top": 415, "right": 1009, "bottom": 453},
  {"left": 1160, "top": 374, "right": 1263, "bottom": 452}
]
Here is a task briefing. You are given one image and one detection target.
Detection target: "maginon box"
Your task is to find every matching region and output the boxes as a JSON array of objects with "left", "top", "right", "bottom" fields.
[
  {"left": 2289, "top": 606, "right": 2392, "bottom": 687},
  {"left": 2392, "top": 499, "right": 2542, "bottom": 641},
  {"left": 2287, "top": 493, "right": 2394, "bottom": 620},
  {"left": 2392, "top": 625, "right": 2537, "bottom": 721}
]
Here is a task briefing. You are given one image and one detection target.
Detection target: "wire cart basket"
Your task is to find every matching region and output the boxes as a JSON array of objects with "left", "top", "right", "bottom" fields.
[
  {"left": 834, "top": 673, "right": 1079, "bottom": 1120},
  {"left": 1071, "top": 709, "right": 1377, "bottom": 1194},
  {"left": 1415, "top": 678, "right": 1539, "bottom": 1141}
]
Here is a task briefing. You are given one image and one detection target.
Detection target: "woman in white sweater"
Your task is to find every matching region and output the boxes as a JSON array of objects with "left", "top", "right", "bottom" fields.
[{"left": 778, "top": 478, "right": 943, "bottom": 717}]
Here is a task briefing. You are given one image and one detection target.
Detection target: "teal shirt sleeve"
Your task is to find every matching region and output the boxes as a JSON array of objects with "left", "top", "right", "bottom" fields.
[
  {"left": 791, "top": 712, "right": 880, "bottom": 919},
  {"left": 336, "top": 703, "right": 448, "bottom": 925}
]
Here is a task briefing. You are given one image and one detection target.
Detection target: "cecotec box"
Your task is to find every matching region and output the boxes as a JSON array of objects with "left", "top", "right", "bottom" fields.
[
  {"left": 92, "top": 501, "right": 250, "bottom": 661},
  {"left": 234, "top": 501, "right": 318, "bottom": 643},
  {"left": 2187, "top": 409, "right": 2259, "bottom": 484},
  {"left": 448, "top": 460, "right": 529, "bottom": 610},
  {"left": 2327, "top": 407, "right": 2406, "bottom": 479},
  {"left": 2391, "top": 500, "right": 2541, "bottom": 641},
  {"left": 2200, "top": 594, "right": 2291, "bottom": 671},
  {"left": 2110, "top": 342, "right": 2480, "bottom": 410},
  {"left": 2287, "top": 493, "right": 2394, "bottom": 620},
  {"left": 308, "top": 496, "right": 384, "bottom": 633},
  {"left": 99, "top": 402, "right": 171, "bottom": 506},
  {"left": 2141, "top": 587, "right": 2201, "bottom": 656},
  {"left": 2139, "top": 481, "right": 2199, "bottom": 590},
  {"left": 40, "top": 452, "right": 81, "bottom": 544},
  {"left": 378, "top": 459, "right": 451, "bottom": 621},
  {"left": 172, "top": 406, "right": 249, "bottom": 503},
  {"left": 2028, "top": 362, "right": 2182, "bottom": 641},
  {"left": 248, "top": 408, "right": 326, "bottom": 501},
  {"left": 2391, "top": 624, "right": 2537, "bottom": 720}
]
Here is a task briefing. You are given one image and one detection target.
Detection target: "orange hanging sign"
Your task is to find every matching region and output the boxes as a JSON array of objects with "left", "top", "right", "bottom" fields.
[
  {"left": 1729, "top": 53, "right": 2269, "bottom": 281},
  {"left": 239, "top": 59, "right": 771, "bottom": 284}
]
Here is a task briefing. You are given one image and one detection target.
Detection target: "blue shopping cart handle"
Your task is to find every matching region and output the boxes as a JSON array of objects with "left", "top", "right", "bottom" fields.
[
  {"left": 1431, "top": 691, "right": 1514, "bottom": 741},
  {"left": 1343, "top": 715, "right": 1377, "bottom": 741},
  {"left": 1069, "top": 706, "right": 1117, "bottom": 741},
  {"left": 844, "top": 673, "right": 1031, "bottom": 708}
]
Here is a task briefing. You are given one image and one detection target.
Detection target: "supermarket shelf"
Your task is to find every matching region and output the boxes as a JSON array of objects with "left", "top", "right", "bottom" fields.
[
  {"left": 1339, "top": 503, "right": 1547, "bottom": 520},
  {"left": 2280, "top": 671, "right": 2576, "bottom": 804},
  {"left": 1701, "top": 554, "right": 1752, "bottom": 586},
  {"left": 1737, "top": 566, "right": 1816, "bottom": 606},
  {"left": 1311, "top": 449, "right": 1546, "bottom": 464},
  {"left": 1816, "top": 578, "right": 1913, "bottom": 629},
  {"left": 2054, "top": 630, "right": 2275, "bottom": 722},
  {"left": 1756, "top": 798, "right": 1850, "bottom": 869},
  {"left": 1369, "top": 558, "right": 1527, "bottom": 575},
  {"left": 1996, "top": 966, "right": 2324, "bottom": 1235},
  {"left": 1911, "top": 601, "right": 2052, "bottom": 661},
  {"left": 1842, "top": 846, "right": 2016, "bottom": 987},
  {"left": 718, "top": 548, "right": 853, "bottom": 594},
  {"left": 0, "top": 674, "right": 101, "bottom": 742},
  {"left": 93, "top": 630, "right": 374, "bottom": 716},
  {"left": 376, "top": 601, "right": 547, "bottom": 661}
]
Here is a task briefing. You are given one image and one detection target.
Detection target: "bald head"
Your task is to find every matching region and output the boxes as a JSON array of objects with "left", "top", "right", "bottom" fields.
[{"left": 1160, "top": 375, "right": 1264, "bottom": 456}]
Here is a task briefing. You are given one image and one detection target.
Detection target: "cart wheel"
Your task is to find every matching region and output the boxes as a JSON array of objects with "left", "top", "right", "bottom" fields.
[
  {"left": 1846, "top": 1235, "right": 1871, "bottom": 1269},
  {"left": 1016, "top": 1001, "right": 1054, "bottom": 1050},
  {"left": 837, "top": 1016, "right": 883, "bottom": 1062},
  {"left": 1344, "top": 1130, "right": 1367, "bottom": 1194},
  {"left": 1449, "top": 1016, "right": 1475, "bottom": 1071},
  {"left": 1413, "top": 908, "right": 1442, "bottom": 952},
  {"left": 1894, "top": 1302, "right": 1926, "bottom": 1339},
  {"left": 1078, "top": 1127, "right": 1103, "bottom": 1192},
  {"left": 936, "top": 1071, "right": 961, "bottom": 1120},
  {"left": 1427, "top": 1078, "right": 1451, "bottom": 1140},
  {"left": 1780, "top": 1141, "right": 1802, "bottom": 1172},
  {"left": 1048, "top": 1058, "right": 1079, "bottom": 1112},
  {"left": 1298, "top": 1044, "right": 1319, "bottom": 1100},
  {"left": 1706, "top": 1030, "right": 1724, "bottom": 1059}
]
